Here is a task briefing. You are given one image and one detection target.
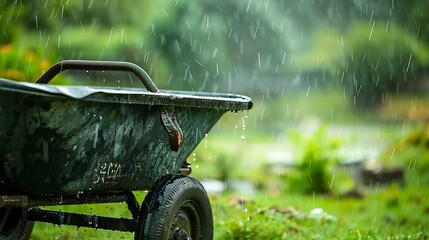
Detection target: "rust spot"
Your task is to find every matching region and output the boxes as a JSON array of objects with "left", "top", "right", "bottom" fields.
[{"left": 160, "top": 107, "right": 183, "bottom": 152}]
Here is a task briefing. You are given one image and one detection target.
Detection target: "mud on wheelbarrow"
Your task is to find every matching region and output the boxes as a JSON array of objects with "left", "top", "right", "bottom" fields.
[{"left": 0, "top": 60, "right": 252, "bottom": 239}]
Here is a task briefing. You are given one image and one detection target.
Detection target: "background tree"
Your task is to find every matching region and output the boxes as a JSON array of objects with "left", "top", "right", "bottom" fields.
[
  {"left": 1, "top": 0, "right": 428, "bottom": 101},
  {"left": 151, "top": 0, "right": 288, "bottom": 91}
]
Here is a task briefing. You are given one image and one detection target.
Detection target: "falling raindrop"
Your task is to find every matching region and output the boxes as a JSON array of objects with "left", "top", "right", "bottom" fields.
[{"left": 107, "top": 27, "right": 113, "bottom": 45}]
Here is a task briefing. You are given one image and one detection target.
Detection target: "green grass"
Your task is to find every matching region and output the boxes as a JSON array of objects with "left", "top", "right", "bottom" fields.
[
  {"left": 29, "top": 184, "right": 429, "bottom": 239},
  {"left": 213, "top": 186, "right": 429, "bottom": 239}
]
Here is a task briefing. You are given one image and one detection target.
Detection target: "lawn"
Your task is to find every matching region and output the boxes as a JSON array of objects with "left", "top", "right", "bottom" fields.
[
  {"left": 213, "top": 185, "right": 429, "bottom": 239},
  {"left": 30, "top": 181, "right": 429, "bottom": 239}
]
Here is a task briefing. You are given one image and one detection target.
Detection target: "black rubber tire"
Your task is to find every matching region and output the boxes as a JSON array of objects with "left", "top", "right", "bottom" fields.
[
  {"left": 135, "top": 174, "right": 213, "bottom": 240},
  {"left": 0, "top": 208, "right": 34, "bottom": 240}
]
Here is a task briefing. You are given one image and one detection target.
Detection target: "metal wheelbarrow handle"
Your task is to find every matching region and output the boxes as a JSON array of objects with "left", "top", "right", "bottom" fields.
[{"left": 36, "top": 60, "right": 159, "bottom": 92}]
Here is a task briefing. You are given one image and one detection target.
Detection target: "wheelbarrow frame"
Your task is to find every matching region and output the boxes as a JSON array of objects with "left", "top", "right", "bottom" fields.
[{"left": 0, "top": 60, "right": 252, "bottom": 239}]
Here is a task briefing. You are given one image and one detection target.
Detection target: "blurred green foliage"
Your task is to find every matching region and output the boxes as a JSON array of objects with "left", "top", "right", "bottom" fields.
[
  {"left": 0, "top": 43, "right": 54, "bottom": 82},
  {"left": 1, "top": 0, "right": 428, "bottom": 100},
  {"left": 329, "top": 21, "right": 429, "bottom": 108},
  {"left": 378, "top": 124, "right": 429, "bottom": 184},
  {"left": 152, "top": 0, "right": 286, "bottom": 90},
  {"left": 286, "top": 127, "right": 340, "bottom": 194},
  {"left": 0, "top": 0, "right": 285, "bottom": 90},
  {"left": 289, "top": 0, "right": 429, "bottom": 109}
]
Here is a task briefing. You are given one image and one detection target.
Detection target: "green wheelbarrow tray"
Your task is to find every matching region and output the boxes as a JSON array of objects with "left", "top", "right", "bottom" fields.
[{"left": 0, "top": 60, "right": 252, "bottom": 238}]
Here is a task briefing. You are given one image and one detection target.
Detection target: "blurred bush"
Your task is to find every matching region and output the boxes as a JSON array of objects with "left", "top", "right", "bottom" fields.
[
  {"left": 380, "top": 124, "right": 429, "bottom": 184},
  {"left": 1, "top": 0, "right": 287, "bottom": 91},
  {"left": 286, "top": 127, "right": 340, "bottom": 194},
  {"left": 0, "top": 43, "right": 52, "bottom": 82},
  {"left": 325, "top": 21, "right": 429, "bottom": 109}
]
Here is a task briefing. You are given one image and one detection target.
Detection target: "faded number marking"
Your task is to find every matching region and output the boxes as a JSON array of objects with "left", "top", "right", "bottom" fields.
[
  {"left": 93, "top": 162, "right": 143, "bottom": 185},
  {"left": 93, "top": 162, "right": 122, "bottom": 184}
]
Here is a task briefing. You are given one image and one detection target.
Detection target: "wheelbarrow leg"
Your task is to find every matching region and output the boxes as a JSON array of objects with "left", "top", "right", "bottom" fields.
[
  {"left": 134, "top": 174, "right": 213, "bottom": 240},
  {"left": 125, "top": 192, "right": 140, "bottom": 220}
]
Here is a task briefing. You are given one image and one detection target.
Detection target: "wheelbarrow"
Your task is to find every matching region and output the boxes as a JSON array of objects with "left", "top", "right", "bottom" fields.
[{"left": 0, "top": 60, "right": 252, "bottom": 239}]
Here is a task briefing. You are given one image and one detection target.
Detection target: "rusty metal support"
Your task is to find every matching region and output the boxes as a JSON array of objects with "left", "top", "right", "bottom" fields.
[
  {"left": 27, "top": 208, "right": 136, "bottom": 232},
  {"left": 0, "top": 192, "right": 130, "bottom": 208},
  {"left": 160, "top": 107, "right": 183, "bottom": 152},
  {"left": 179, "top": 161, "right": 192, "bottom": 175},
  {"left": 1, "top": 192, "right": 142, "bottom": 232}
]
